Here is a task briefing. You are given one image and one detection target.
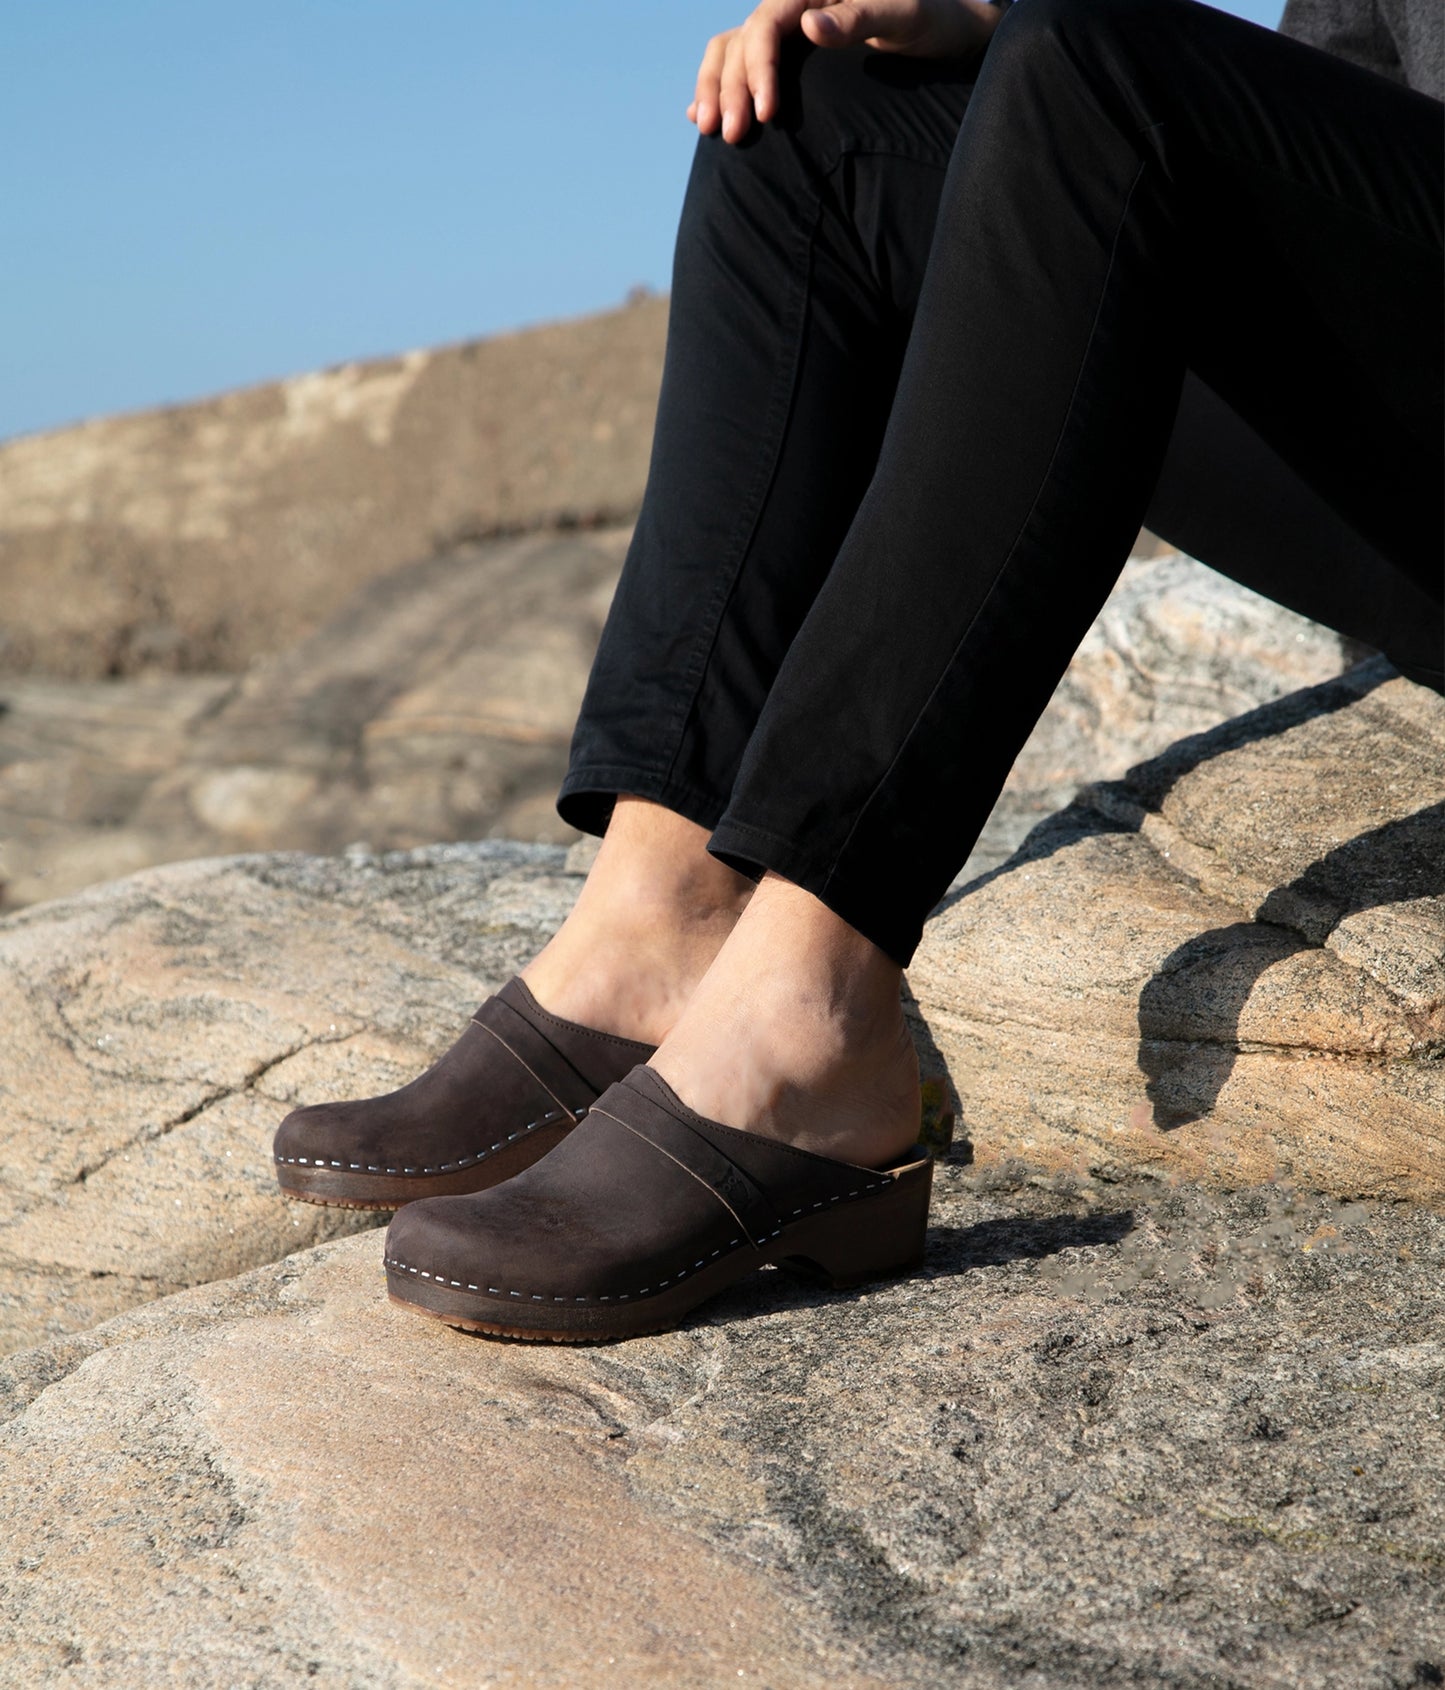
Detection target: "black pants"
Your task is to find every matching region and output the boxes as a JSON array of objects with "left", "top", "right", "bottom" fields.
[{"left": 560, "top": 0, "right": 1444, "bottom": 963}]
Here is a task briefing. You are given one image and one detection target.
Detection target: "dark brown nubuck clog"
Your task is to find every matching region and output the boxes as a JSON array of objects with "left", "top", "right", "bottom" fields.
[
  {"left": 273, "top": 978, "right": 655, "bottom": 1210},
  {"left": 383, "top": 1064, "right": 933, "bottom": 1342}
]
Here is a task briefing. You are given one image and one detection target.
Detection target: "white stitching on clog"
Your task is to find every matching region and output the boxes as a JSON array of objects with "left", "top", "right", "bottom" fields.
[
  {"left": 381, "top": 1176, "right": 907, "bottom": 1305},
  {"left": 275, "top": 1109, "right": 565, "bottom": 1175}
]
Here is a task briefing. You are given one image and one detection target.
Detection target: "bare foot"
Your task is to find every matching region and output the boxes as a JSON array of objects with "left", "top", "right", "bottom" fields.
[
  {"left": 523, "top": 796, "right": 754, "bottom": 1045},
  {"left": 649, "top": 873, "right": 922, "bottom": 1170}
]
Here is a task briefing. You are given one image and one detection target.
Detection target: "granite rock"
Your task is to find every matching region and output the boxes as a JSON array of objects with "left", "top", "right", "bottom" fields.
[
  {"left": 0, "top": 841, "right": 581, "bottom": 1357},
  {"left": 951, "top": 551, "right": 1356, "bottom": 884},
  {"left": 0, "top": 1166, "right": 1439, "bottom": 1688},
  {"left": 0, "top": 299, "right": 667, "bottom": 679},
  {"left": 913, "top": 660, "right": 1445, "bottom": 1205}
]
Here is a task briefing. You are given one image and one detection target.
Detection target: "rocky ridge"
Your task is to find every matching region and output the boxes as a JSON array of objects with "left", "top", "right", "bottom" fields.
[
  {"left": 0, "top": 297, "right": 667, "bottom": 679},
  {"left": 0, "top": 528, "right": 629, "bottom": 908}
]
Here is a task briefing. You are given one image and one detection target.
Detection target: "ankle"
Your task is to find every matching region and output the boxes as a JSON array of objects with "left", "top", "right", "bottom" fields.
[
  {"left": 570, "top": 799, "right": 750, "bottom": 926},
  {"left": 587, "top": 861, "right": 751, "bottom": 939},
  {"left": 522, "top": 805, "right": 752, "bottom": 1042},
  {"left": 732, "top": 874, "right": 903, "bottom": 1024},
  {"left": 649, "top": 875, "right": 923, "bottom": 1165}
]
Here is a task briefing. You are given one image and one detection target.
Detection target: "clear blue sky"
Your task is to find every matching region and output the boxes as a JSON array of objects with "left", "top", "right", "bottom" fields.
[{"left": 1, "top": 0, "right": 1281, "bottom": 444}]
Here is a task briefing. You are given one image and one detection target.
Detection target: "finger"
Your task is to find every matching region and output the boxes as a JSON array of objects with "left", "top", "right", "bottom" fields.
[
  {"left": 692, "top": 31, "right": 733, "bottom": 134},
  {"left": 693, "top": 31, "right": 731, "bottom": 132},
  {"left": 719, "top": 30, "right": 757, "bottom": 143},
  {"left": 736, "top": 0, "right": 817, "bottom": 132},
  {"left": 742, "top": 10, "right": 787, "bottom": 125}
]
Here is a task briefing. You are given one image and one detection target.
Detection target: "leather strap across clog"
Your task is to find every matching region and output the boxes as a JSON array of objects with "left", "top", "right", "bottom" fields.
[
  {"left": 273, "top": 978, "right": 655, "bottom": 1209},
  {"left": 383, "top": 1064, "right": 934, "bottom": 1341}
]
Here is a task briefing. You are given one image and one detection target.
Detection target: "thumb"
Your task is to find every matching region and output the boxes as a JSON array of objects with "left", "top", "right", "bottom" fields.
[{"left": 800, "top": 1, "right": 900, "bottom": 47}]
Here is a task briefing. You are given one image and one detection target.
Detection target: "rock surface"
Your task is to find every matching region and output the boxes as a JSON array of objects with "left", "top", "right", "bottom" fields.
[
  {"left": 1, "top": 1168, "right": 1440, "bottom": 1688},
  {"left": 2, "top": 667, "right": 1440, "bottom": 1685},
  {"left": 0, "top": 546, "right": 1351, "bottom": 909},
  {"left": 0, "top": 528, "right": 627, "bottom": 907},
  {"left": 5, "top": 289, "right": 1438, "bottom": 1690},
  {"left": 3, "top": 654, "right": 1438, "bottom": 1361},
  {"left": 0, "top": 842, "right": 580, "bottom": 1358},
  {"left": 0, "top": 298, "right": 667, "bottom": 678},
  {"left": 913, "top": 661, "right": 1445, "bottom": 1206},
  {"left": 955, "top": 552, "right": 1360, "bottom": 884}
]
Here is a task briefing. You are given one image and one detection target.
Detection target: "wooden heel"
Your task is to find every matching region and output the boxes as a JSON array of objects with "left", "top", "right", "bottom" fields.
[{"left": 774, "top": 1155, "right": 933, "bottom": 1289}]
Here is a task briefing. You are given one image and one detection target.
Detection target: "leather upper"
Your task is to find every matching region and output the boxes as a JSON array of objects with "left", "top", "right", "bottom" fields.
[{"left": 273, "top": 978, "right": 654, "bottom": 1178}]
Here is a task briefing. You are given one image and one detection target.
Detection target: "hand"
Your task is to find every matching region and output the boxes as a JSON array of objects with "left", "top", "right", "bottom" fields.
[{"left": 688, "top": 0, "right": 1002, "bottom": 143}]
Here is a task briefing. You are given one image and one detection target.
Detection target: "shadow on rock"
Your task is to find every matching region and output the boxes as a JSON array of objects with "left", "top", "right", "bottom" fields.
[
  {"left": 924, "top": 1207, "right": 1136, "bottom": 1273},
  {"left": 901, "top": 976, "right": 965, "bottom": 1161},
  {"left": 657, "top": 1208, "right": 1140, "bottom": 1334},
  {"left": 1139, "top": 800, "right": 1445, "bottom": 1127},
  {"left": 937, "top": 660, "right": 1391, "bottom": 915}
]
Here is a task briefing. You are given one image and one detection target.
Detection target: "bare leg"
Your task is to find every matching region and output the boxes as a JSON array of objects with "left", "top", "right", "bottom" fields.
[
  {"left": 522, "top": 796, "right": 754, "bottom": 1045},
  {"left": 649, "top": 873, "right": 922, "bottom": 1169}
]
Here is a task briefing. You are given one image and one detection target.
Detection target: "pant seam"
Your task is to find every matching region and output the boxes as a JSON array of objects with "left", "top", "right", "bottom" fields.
[{"left": 658, "top": 129, "right": 956, "bottom": 800}]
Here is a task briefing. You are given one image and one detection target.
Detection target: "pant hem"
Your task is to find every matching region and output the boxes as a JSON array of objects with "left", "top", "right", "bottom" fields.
[
  {"left": 556, "top": 765, "right": 732, "bottom": 841},
  {"left": 706, "top": 816, "right": 924, "bottom": 966}
]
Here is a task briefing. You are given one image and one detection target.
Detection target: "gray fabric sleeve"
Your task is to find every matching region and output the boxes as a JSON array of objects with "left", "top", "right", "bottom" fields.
[{"left": 1278, "top": 0, "right": 1408, "bottom": 87}]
